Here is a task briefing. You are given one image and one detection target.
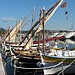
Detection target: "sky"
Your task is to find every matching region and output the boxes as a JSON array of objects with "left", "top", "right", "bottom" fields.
[{"left": 0, "top": 0, "right": 75, "bottom": 31}]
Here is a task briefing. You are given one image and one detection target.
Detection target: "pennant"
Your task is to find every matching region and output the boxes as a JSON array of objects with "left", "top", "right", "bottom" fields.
[
  {"left": 61, "top": 1, "right": 67, "bottom": 8},
  {"left": 65, "top": 10, "right": 68, "bottom": 14}
]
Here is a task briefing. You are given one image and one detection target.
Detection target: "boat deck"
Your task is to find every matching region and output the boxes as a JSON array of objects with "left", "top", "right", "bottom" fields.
[{"left": 0, "top": 52, "right": 5, "bottom": 75}]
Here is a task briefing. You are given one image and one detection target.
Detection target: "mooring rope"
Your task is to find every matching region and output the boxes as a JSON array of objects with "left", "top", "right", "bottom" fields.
[
  {"left": 58, "top": 60, "right": 75, "bottom": 75},
  {"left": 13, "top": 59, "right": 66, "bottom": 70},
  {"left": 43, "top": 58, "right": 66, "bottom": 69},
  {"left": 14, "top": 65, "right": 43, "bottom": 70}
]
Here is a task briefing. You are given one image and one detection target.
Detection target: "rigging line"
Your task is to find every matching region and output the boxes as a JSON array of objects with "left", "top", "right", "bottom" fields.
[
  {"left": 23, "top": 0, "right": 63, "bottom": 49},
  {"left": 13, "top": 9, "right": 34, "bottom": 30},
  {"left": 42, "top": 59, "right": 66, "bottom": 69},
  {"left": 9, "top": 10, "right": 38, "bottom": 41},
  {"left": 14, "top": 65, "right": 43, "bottom": 69},
  {"left": 4, "top": 48, "right": 24, "bottom": 66},
  {"left": 9, "top": 12, "right": 40, "bottom": 41},
  {"left": 58, "top": 60, "right": 75, "bottom": 75},
  {"left": 18, "top": 1, "right": 60, "bottom": 46},
  {"left": 3, "top": 27, "right": 8, "bottom": 42},
  {"left": 21, "top": 9, "right": 35, "bottom": 25},
  {"left": 21, "top": 12, "right": 40, "bottom": 29},
  {"left": 5, "top": 10, "right": 34, "bottom": 41}
]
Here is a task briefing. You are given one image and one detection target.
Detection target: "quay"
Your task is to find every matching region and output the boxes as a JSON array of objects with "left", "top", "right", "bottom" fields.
[{"left": 0, "top": 51, "right": 6, "bottom": 75}]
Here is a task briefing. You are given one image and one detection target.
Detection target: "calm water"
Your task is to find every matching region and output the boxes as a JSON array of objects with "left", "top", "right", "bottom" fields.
[{"left": 1, "top": 39, "right": 75, "bottom": 75}]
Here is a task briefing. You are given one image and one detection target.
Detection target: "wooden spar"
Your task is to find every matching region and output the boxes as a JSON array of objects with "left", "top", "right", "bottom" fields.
[
  {"left": 32, "top": 7, "right": 35, "bottom": 27},
  {"left": 4, "top": 11, "right": 35, "bottom": 42},
  {"left": 33, "top": 36, "right": 64, "bottom": 44},
  {"left": 9, "top": 26, "right": 10, "bottom": 42},
  {"left": 43, "top": 6, "right": 45, "bottom": 54},
  {"left": 4, "top": 19, "right": 22, "bottom": 41},
  {"left": 8, "top": 18, "right": 25, "bottom": 41},
  {"left": 18, "top": 0, "right": 61, "bottom": 46},
  {"left": 8, "top": 13, "right": 39, "bottom": 42},
  {"left": 38, "top": 9, "right": 42, "bottom": 49},
  {"left": 4, "top": 17, "right": 26, "bottom": 42},
  {"left": 22, "top": 0, "right": 63, "bottom": 49},
  {"left": 20, "top": 20, "right": 22, "bottom": 42},
  {"left": 31, "top": 7, "right": 35, "bottom": 45},
  {"left": 3, "top": 27, "right": 9, "bottom": 43},
  {"left": 15, "top": 20, "right": 18, "bottom": 43}
]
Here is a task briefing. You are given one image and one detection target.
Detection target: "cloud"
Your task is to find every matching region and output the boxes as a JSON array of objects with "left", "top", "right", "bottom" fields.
[{"left": 1, "top": 17, "right": 17, "bottom": 22}]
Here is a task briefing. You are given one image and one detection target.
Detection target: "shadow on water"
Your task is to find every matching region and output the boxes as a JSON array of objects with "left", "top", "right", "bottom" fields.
[
  {"left": 15, "top": 58, "right": 43, "bottom": 75},
  {"left": 5, "top": 53, "right": 43, "bottom": 75}
]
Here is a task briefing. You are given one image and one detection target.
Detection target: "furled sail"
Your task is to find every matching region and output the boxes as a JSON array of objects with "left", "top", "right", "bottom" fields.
[
  {"left": 22, "top": 0, "right": 63, "bottom": 49},
  {"left": 5, "top": 20, "right": 22, "bottom": 42}
]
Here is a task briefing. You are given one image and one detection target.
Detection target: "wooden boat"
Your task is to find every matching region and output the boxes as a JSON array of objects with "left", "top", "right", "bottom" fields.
[
  {"left": 10, "top": 0, "right": 64, "bottom": 62},
  {"left": 48, "top": 32, "right": 59, "bottom": 38},
  {"left": 37, "top": 0, "right": 75, "bottom": 74},
  {"left": 40, "top": 48, "right": 75, "bottom": 74},
  {"left": 64, "top": 31, "right": 75, "bottom": 39}
]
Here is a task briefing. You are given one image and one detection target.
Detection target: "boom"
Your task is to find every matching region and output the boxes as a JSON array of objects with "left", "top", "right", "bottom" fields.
[{"left": 19, "top": 0, "right": 63, "bottom": 49}]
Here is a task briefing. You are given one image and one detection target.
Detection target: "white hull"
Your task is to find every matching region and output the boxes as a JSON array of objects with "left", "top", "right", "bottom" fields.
[
  {"left": 56, "top": 32, "right": 65, "bottom": 38},
  {"left": 48, "top": 33, "right": 59, "bottom": 38},
  {"left": 43, "top": 62, "right": 75, "bottom": 75},
  {"left": 65, "top": 32, "right": 75, "bottom": 39},
  {"left": 65, "top": 39, "right": 75, "bottom": 44}
]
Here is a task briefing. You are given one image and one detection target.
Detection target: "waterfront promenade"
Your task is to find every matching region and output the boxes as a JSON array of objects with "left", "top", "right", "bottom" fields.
[{"left": 0, "top": 52, "right": 5, "bottom": 75}]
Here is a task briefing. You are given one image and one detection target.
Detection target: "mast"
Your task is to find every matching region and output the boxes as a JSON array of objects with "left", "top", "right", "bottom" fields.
[
  {"left": 32, "top": 7, "right": 35, "bottom": 27},
  {"left": 38, "top": 8, "right": 42, "bottom": 49},
  {"left": 20, "top": 0, "right": 63, "bottom": 49},
  {"left": 31, "top": 7, "right": 35, "bottom": 45},
  {"left": 9, "top": 26, "right": 10, "bottom": 42},
  {"left": 20, "top": 20, "right": 22, "bottom": 42},
  {"left": 15, "top": 20, "right": 18, "bottom": 43},
  {"left": 43, "top": 6, "right": 45, "bottom": 54}
]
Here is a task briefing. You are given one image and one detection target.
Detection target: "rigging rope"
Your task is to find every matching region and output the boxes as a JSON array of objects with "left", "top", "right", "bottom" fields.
[
  {"left": 9, "top": 13, "right": 40, "bottom": 41},
  {"left": 6, "top": 10, "right": 34, "bottom": 41},
  {"left": 14, "top": 65, "right": 43, "bottom": 69}
]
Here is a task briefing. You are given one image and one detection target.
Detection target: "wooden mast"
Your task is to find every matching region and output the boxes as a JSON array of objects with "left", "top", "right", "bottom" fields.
[
  {"left": 22, "top": 0, "right": 63, "bottom": 49},
  {"left": 31, "top": 7, "right": 35, "bottom": 45},
  {"left": 15, "top": 20, "right": 18, "bottom": 43},
  {"left": 38, "top": 8, "right": 42, "bottom": 50},
  {"left": 43, "top": 6, "right": 45, "bottom": 54},
  {"left": 9, "top": 26, "right": 10, "bottom": 42},
  {"left": 32, "top": 7, "right": 35, "bottom": 27}
]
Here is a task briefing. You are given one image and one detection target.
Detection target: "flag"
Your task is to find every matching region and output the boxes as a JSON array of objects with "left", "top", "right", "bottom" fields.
[
  {"left": 65, "top": 10, "right": 68, "bottom": 14},
  {"left": 65, "top": 10, "right": 68, "bottom": 20},
  {"left": 61, "top": 1, "right": 67, "bottom": 8}
]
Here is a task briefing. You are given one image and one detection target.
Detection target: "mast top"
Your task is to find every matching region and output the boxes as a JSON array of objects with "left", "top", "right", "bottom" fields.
[
  {"left": 43, "top": 6, "right": 45, "bottom": 10},
  {"left": 33, "top": 6, "right": 35, "bottom": 11}
]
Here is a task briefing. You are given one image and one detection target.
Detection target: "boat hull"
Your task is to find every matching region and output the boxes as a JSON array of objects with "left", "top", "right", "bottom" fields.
[
  {"left": 43, "top": 55, "right": 75, "bottom": 74},
  {"left": 43, "top": 62, "right": 75, "bottom": 74}
]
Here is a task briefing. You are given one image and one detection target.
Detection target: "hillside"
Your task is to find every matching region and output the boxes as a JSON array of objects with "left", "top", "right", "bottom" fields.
[{"left": 0, "top": 27, "right": 5, "bottom": 31}]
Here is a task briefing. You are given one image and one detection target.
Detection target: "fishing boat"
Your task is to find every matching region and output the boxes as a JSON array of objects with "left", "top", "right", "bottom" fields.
[
  {"left": 2, "top": 19, "right": 24, "bottom": 51},
  {"left": 10, "top": 0, "right": 65, "bottom": 63},
  {"left": 56, "top": 32, "right": 66, "bottom": 38},
  {"left": 40, "top": 48, "right": 75, "bottom": 74},
  {"left": 38, "top": 0, "right": 75, "bottom": 74},
  {"left": 64, "top": 31, "right": 75, "bottom": 39},
  {"left": 48, "top": 32, "right": 59, "bottom": 38}
]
